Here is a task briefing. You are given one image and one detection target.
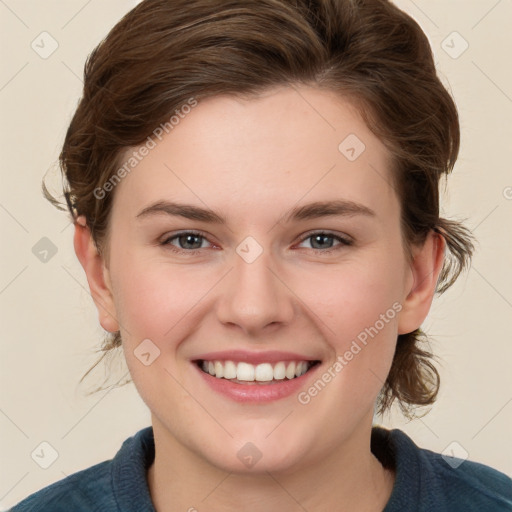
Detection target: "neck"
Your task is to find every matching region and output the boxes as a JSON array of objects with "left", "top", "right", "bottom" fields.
[{"left": 147, "top": 415, "right": 395, "bottom": 512}]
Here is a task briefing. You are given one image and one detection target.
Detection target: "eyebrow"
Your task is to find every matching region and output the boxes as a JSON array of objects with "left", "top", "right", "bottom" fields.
[{"left": 136, "top": 199, "right": 376, "bottom": 224}]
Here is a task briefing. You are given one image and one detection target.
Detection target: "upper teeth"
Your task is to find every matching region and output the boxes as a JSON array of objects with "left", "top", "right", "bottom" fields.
[{"left": 200, "top": 360, "right": 311, "bottom": 382}]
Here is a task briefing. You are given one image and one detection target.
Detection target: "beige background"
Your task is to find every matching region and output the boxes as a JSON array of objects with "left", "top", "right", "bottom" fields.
[{"left": 1, "top": 0, "right": 511, "bottom": 509}]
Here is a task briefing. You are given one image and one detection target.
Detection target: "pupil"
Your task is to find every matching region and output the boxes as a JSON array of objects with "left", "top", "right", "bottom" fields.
[
  {"left": 312, "top": 234, "right": 332, "bottom": 249},
  {"left": 181, "top": 234, "right": 201, "bottom": 249}
]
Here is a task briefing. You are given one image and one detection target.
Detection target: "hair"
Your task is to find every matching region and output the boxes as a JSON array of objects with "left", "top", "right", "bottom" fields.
[{"left": 45, "top": 0, "right": 474, "bottom": 418}]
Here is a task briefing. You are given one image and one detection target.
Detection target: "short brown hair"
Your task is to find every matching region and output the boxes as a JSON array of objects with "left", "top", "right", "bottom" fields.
[{"left": 45, "top": 0, "right": 474, "bottom": 417}]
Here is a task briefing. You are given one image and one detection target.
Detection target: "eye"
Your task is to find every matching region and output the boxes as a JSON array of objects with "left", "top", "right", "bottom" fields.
[
  {"left": 296, "top": 231, "right": 353, "bottom": 253},
  {"left": 160, "top": 230, "right": 353, "bottom": 255},
  {"left": 161, "top": 230, "right": 212, "bottom": 253}
]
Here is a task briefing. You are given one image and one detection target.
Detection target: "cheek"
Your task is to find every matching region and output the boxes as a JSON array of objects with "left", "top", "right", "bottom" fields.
[
  {"left": 292, "top": 250, "right": 404, "bottom": 400},
  {"left": 294, "top": 251, "right": 405, "bottom": 341},
  {"left": 111, "top": 239, "right": 406, "bottom": 356},
  {"left": 110, "top": 257, "right": 199, "bottom": 338},
  {"left": 109, "top": 257, "right": 223, "bottom": 384},
  {"left": 295, "top": 285, "right": 400, "bottom": 426},
  {"left": 110, "top": 260, "right": 206, "bottom": 415}
]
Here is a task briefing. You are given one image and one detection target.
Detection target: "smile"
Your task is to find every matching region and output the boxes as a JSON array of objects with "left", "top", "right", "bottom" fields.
[{"left": 196, "top": 359, "right": 320, "bottom": 383}]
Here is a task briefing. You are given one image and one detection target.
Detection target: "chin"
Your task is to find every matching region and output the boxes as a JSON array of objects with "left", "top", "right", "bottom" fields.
[{"left": 193, "top": 429, "right": 312, "bottom": 475}]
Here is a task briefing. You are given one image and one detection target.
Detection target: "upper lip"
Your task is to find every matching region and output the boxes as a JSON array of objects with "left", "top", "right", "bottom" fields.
[{"left": 192, "top": 350, "right": 321, "bottom": 365}]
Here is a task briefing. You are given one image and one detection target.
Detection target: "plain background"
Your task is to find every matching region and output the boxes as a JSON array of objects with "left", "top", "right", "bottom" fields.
[{"left": 1, "top": 0, "right": 511, "bottom": 509}]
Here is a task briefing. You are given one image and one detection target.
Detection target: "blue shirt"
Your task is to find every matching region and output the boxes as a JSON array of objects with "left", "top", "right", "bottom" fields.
[{"left": 10, "top": 426, "right": 512, "bottom": 511}]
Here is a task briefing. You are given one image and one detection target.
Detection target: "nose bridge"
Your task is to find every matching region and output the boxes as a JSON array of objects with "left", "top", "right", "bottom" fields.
[{"left": 216, "top": 236, "right": 294, "bottom": 333}]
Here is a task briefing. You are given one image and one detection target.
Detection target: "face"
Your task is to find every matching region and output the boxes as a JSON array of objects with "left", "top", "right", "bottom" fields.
[{"left": 84, "top": 86, "right": 424, "bottom": 474}]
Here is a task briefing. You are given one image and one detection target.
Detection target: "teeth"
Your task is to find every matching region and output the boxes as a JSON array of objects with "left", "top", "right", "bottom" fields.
[
  {"left": 214, "top": 361, "right": 224, "bottom": 378},
  {"left": 224, "top": 360, "right": 237, "bottom": 379},
  {"left": 285, "top": 362, "right": 296, "bottom": 380},
  {"left": 237, "top": 362, "right": 255, "bottom": 381},
  {"left": 273, "top": 362, "right": 286, "bottom": 380},
  {"left": 199, "top": 359, "right": 313, "bottom": 382},
  {"left": 255, "top": 363, "right": 273, "bottom": 382}
]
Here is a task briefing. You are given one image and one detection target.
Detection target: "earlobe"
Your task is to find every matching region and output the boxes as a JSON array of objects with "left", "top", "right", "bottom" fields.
[
  {"left": 73, "top": 216, "right": 120, "bottom": 333},
  {"left": 397, "top": 231, "right": 446, "bottom": 335}
]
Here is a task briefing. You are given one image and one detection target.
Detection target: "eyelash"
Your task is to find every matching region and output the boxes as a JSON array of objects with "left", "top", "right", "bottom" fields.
[{"left": 160, "top": 230, "right": 353, "bottom": 255}]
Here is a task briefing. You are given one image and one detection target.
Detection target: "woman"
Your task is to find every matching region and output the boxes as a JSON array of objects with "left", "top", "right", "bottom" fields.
[{"left": 11, "top": 0, "right": 512, "bottom": 510}]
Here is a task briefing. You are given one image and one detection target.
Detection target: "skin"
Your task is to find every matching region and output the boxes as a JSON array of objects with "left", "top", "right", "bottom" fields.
[{"left": 74, "top": 85, "right": 445, "bottom": 512}]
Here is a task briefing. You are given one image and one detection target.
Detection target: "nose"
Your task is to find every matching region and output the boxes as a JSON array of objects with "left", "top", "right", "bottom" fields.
[{"left": 215, "top": 245, "right": 295, "bottom": 336}]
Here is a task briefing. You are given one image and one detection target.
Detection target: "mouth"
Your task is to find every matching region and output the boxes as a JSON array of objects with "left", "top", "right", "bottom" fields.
[{"left": 194, "top": 359, "right": 322, "bottom": 385}]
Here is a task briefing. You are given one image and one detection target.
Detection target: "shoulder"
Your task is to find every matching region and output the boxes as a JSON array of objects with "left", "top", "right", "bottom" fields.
[
  {"left": 9, "top": 427, "right": 155, "bottom": 512},
  {"left": 419, "top": 444, "right": 512, "bottom": 510},
  {"left": 9, "top": 460, "right": 114, "bottom": 512},
  {"left": 372, "top": 426, "right": 512, "bottom": 512}
]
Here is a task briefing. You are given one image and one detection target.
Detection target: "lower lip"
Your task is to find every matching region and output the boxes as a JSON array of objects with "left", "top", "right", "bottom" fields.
[{"left": 194, "top": 363, "right": 320, "bottom": 403}]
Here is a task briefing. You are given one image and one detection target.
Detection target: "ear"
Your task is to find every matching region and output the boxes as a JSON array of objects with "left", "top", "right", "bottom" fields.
[
  {"left": 398, "top": 230, "right": 445, "bottom": 335},
  {"left": 73, "top": 216, "right": 120, "bottom": 333}
]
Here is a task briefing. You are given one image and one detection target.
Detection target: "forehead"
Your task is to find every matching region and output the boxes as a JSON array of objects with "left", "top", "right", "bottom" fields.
[{"left": 112, "top": 86, "right": 398, "bottom": 223}]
